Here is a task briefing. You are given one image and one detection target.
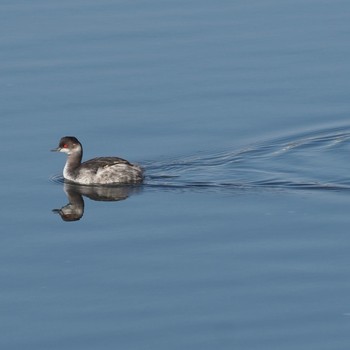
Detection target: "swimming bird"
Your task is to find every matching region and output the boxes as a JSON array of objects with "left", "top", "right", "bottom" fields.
[{"left": 52, "top": 136, "right": 143, "bottom": 185}]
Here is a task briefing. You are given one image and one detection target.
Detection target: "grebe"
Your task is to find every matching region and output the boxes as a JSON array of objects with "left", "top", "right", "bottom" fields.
[{"left": 52, "top": 136, "right": 143, "bottom": 185}]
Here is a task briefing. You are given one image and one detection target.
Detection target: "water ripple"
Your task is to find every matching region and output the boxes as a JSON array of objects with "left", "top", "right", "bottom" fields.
[
  {"left": 143, "top": 125, "right": 350, "bottom": 192},
  {"left": 50, "top": 174, "right": 65, "bottom": 184}
]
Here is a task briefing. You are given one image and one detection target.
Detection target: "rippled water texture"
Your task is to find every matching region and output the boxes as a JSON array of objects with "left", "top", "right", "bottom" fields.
[{"left": 143, "top": 125, "right": 350, "bottom": 191}]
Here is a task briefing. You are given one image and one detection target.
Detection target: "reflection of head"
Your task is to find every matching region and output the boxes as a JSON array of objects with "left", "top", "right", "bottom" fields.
[
  {"left": 52, "top": 187, "right": 84, "bottom": 221},
  {"left": 52, "top": 204, "right": 83, "bottom": 222}
]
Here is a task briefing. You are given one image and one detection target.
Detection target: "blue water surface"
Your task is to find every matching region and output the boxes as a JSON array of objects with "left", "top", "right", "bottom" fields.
[{"left": 1, "top": 1, "right": 350, "bottom": 349}]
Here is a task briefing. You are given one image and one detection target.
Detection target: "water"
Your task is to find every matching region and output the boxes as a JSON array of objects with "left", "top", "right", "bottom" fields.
[{"left": 1, "top": 0, "right": 350, "bottom": 349}]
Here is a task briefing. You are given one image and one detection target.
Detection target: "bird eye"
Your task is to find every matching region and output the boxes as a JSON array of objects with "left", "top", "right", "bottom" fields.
[{"left": 63, "top": 144, "right": 68, "bottom": 148}]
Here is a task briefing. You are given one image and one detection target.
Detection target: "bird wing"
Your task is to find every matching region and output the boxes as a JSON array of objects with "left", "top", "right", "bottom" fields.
[{"left": 81, "top": 157, "right": 132, "bottom": 172}]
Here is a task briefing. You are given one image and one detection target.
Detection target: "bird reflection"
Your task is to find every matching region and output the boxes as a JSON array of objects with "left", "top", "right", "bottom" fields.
[{"left": 53, "top": 182, "right": 142, "bottom": 221}]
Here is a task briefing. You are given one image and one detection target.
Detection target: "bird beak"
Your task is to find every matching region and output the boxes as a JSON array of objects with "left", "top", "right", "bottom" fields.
[{"left": 51, "top": 147, "right": 61, "bottom": 152}]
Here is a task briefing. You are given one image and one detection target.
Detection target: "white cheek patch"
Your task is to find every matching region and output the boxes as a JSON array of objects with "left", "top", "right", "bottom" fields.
[{"left": 60, "top": 148, "right": 71, "bottom": 154}]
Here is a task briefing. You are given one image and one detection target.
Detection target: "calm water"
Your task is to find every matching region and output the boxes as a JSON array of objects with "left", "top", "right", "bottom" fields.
[{"left": 1, "top": 1, "right": 350, "bottom": 349}]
